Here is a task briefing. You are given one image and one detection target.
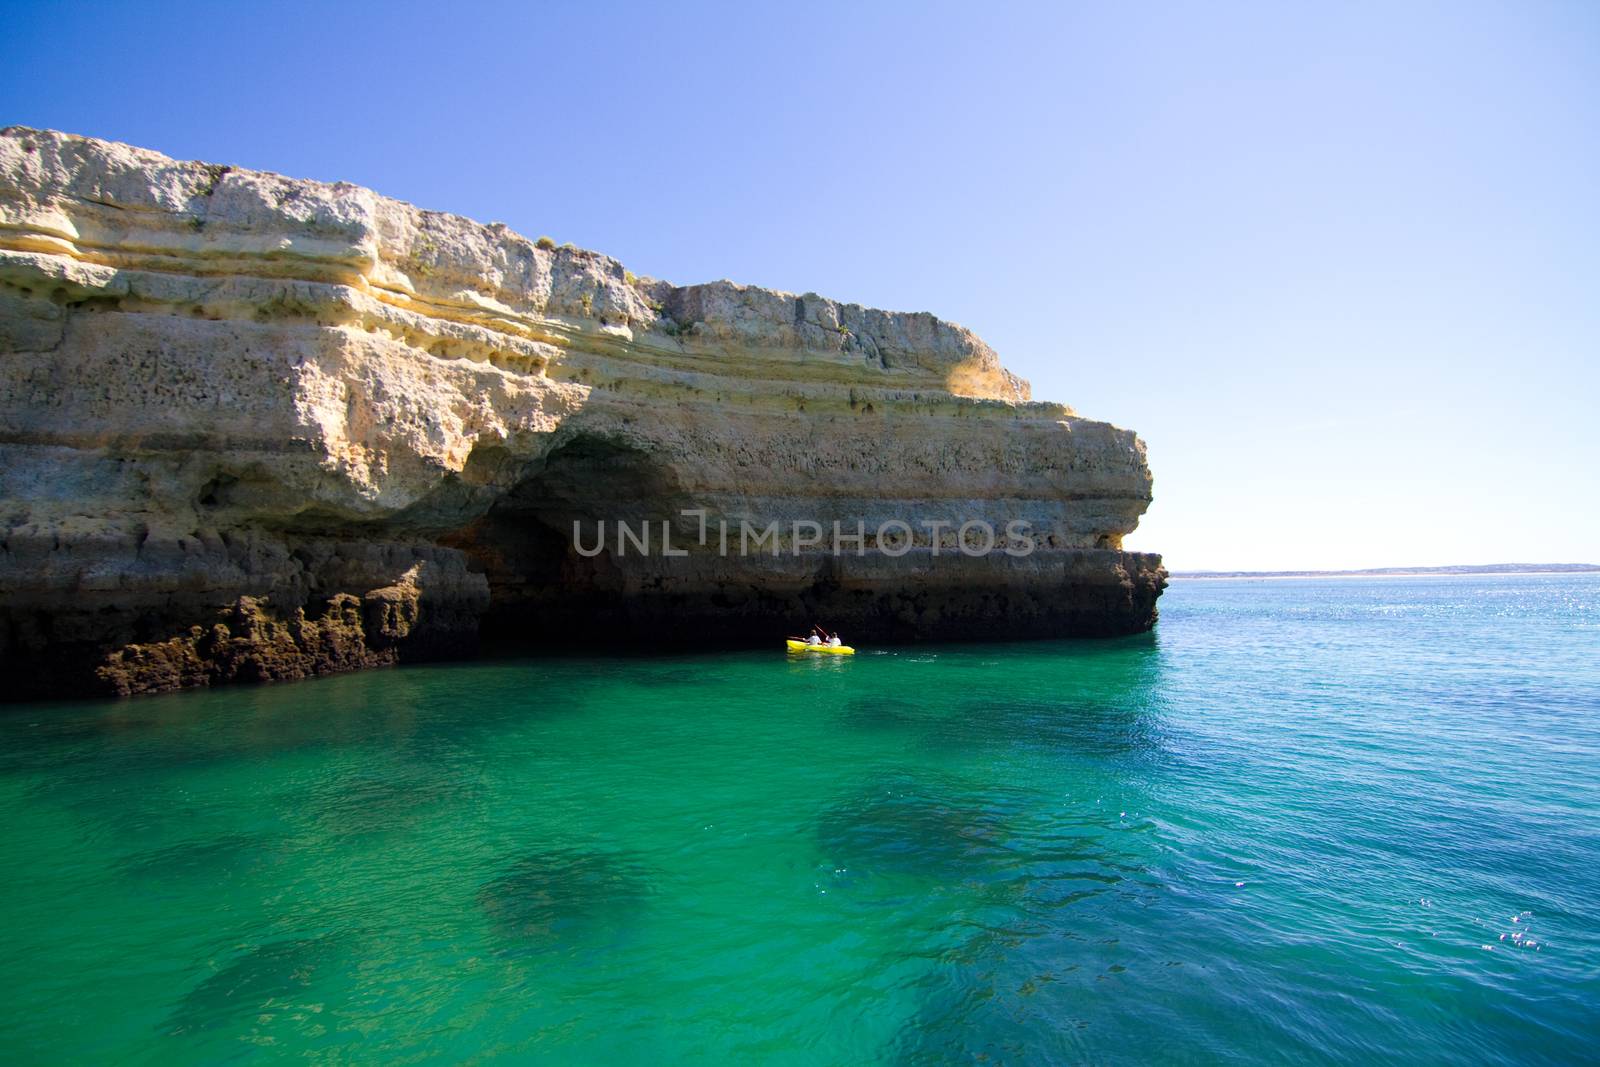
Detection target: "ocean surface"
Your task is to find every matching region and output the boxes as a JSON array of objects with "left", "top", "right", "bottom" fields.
[{"left": 2, "top": 574, "right": 1597, "bottom": 1064}]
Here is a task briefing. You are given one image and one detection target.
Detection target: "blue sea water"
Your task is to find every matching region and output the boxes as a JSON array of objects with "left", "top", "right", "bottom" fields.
[{"left": 1, "top": 574, "right": 1597, "bottom": 1064}]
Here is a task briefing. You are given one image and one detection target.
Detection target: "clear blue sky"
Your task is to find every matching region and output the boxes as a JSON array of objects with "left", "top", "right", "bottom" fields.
[{"left": 5, "top": 0, "right": 1596, "bottom": 569}]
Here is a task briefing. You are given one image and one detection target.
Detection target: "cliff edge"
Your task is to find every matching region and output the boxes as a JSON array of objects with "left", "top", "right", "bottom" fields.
[{"left": 0, "top": 128, "right": 1164, "bottom": 699}]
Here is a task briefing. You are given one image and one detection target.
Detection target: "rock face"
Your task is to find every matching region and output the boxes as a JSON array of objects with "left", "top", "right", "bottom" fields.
[{"left": 0, "top": 128, "right": 1164, "bottom": 699}]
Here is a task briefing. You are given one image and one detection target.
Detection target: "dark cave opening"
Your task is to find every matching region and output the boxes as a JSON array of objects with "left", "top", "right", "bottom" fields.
[
  {"left": 438, "top": 434, "right": 1167, "bottom": 653},
  {"left": 444, "top": 433, "right": 707, "bottom": 648}
]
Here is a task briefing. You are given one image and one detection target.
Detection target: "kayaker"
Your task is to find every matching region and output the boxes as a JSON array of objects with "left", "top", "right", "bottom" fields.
[
  {"left": 828, "top": 634, "right": 842, "bottom": 647},
  {"left": 806, "top": 633, "right": 822, "bottom": 646}
]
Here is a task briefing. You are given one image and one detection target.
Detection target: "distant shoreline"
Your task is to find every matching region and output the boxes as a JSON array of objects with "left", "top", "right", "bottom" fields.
[{"left": 1170, "top": 564, "right": 1600, "bottom": 581}]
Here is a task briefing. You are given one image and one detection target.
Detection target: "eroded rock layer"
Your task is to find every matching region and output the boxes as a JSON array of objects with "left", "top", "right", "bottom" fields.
[{"left": 0, "top": 128, "right": 1163, "bottom": 699}]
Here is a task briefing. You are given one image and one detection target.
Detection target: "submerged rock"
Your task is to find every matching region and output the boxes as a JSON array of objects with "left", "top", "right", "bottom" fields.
[
  {"left": 167, "top": 935, "right": 343, "bottom": 1035},
  {"left": 815, "top": 778, "right": 1014, "bottom": 882},
  {"left": 115, "top": 832, "right": 273, "bottom": 881},
  {"left": 477, "top": 848, "right": 651, "bottom": 952},
  {"left": 0, "top": 127, "right": 1164, "bottom": 698}
]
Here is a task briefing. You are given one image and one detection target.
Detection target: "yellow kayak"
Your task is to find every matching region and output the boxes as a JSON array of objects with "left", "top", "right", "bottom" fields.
[{"left": 786, "top": 639, "right": 856, "bottom": 655}]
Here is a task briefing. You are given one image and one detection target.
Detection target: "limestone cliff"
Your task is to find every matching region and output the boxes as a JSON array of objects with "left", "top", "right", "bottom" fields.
[{"left": 0, "top": 128, "right": 1163, "bottom": 699}]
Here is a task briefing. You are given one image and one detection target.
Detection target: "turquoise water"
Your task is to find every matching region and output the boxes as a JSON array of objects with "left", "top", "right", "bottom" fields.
[{"left": 2, "top": 575, "right": 1598, "bottom": 1064}]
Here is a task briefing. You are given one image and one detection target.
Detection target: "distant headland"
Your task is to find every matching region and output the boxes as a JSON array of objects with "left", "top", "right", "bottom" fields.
[{"left": 1173, "top": 563, "right": 1600, "bottom": 580}]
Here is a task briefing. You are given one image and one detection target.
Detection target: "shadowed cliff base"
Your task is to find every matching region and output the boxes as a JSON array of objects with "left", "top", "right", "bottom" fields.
[
  {"left": 0, "top": 547, "right": 1164, "bottom": 700},
  {"left": 442, "top": 432, "right": 1165, "bottom": 650},
  {"left": 471, "top": 549, "right": 1168, "bottom": 650}
]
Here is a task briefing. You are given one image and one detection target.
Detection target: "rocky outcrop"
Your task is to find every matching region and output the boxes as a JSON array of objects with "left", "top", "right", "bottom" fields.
[
  {"left": 97, "top": 578, "right": 444, "bottom": 698},
  {"left": 0, "top": 128, "right": 1163, "bottom": 699}
]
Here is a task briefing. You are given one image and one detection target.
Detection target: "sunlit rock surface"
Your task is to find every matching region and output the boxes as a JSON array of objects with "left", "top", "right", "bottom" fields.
[{"left": 0, "top": 127, "right": 1163, "bottom": 698}]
